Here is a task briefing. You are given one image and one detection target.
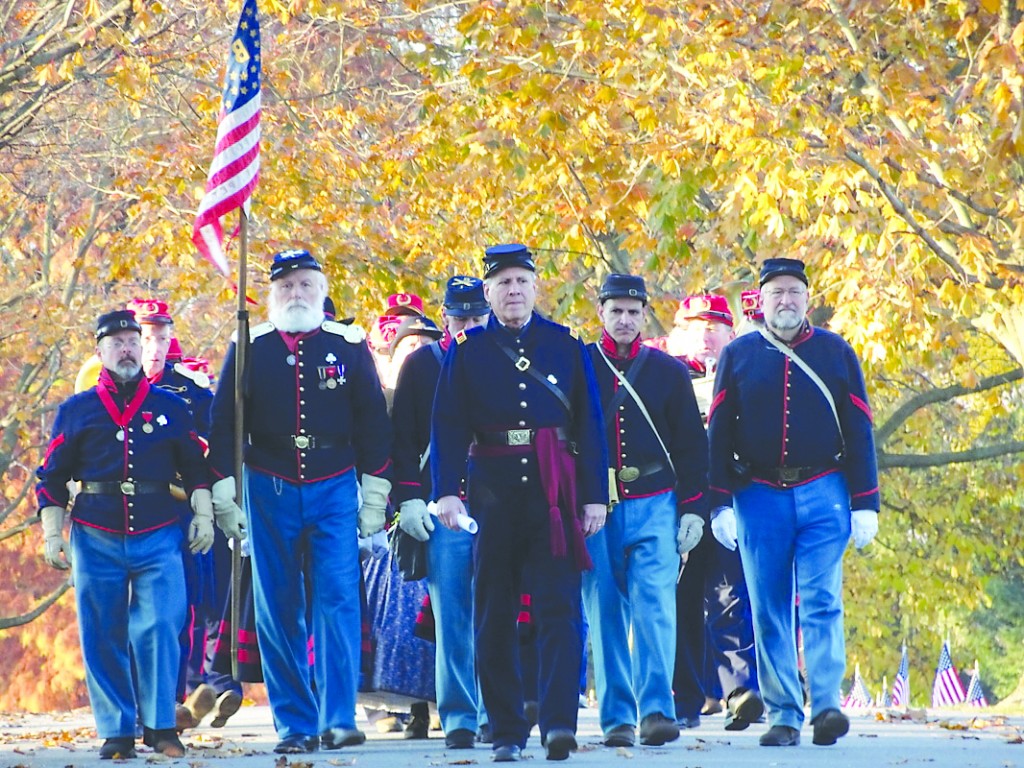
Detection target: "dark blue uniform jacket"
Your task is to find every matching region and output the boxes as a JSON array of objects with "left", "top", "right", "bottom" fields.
[
  {"left": 589, "top": 332, "right": 709, "bottom": 519},
  {"left": 431, "top": 312, "right": 608, "bottom": 506},
  {"left": 707, "top": 324, "right": 879, "bottom": 511},
  {"left": 209, "top": 320, "right": 392, "bottom": 484},
  {"left": 36, "top": 369, "right": 208, "bottom": 534}
]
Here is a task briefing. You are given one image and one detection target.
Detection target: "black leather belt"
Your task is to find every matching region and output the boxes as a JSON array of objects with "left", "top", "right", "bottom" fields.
[
  {"left": 474, "top": 427, "right": 568, "bottom": 447},
  {"left": 616, "top": 460, "right": 666, "bottom": 483},
  {"left": 80, "top": 481, "right": 170, "bottom": 496},
  {"left": 751, "top": 465, "right": 835, "bottom": 484},
  {"left": 249, "top": 434, "right": 348, "bottom": 450}
]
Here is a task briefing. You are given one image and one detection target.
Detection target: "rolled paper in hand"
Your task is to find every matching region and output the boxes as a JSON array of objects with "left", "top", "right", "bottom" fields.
[{"left": 426, "top": 501, "right": 478, "bottom": 534}]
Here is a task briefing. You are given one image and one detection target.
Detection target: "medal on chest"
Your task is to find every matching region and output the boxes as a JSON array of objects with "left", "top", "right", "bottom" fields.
[
  {"left": 318, "top": 363, "right": 345, "bottom": 390},
  {"left": 141, "top": 411, "right": 155, "bottom": 433}
]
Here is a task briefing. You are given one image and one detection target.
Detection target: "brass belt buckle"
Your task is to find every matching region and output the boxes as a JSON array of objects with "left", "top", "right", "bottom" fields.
[
  {"left": 293, "top": 435, "right": 310, "bottom": 450},
  {"left": 120, "top": 481, "right": 136, "bottom": 495},
  {"left": 506, "top": 429, "right": 531, "bottom": 446},
  {"left": 778, "top": 467, "right": 800, "bottom": 483},
  {"left": 515, "top": 356, "right": 531, "bottom": 372},
  {"left": 618, "top": 466, "right": 640, "bottom": 483}
]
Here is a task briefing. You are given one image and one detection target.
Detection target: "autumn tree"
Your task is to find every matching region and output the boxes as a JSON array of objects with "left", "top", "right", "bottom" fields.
[{"left": 2, "top": 0, "right": 1024, "bottom": 708}]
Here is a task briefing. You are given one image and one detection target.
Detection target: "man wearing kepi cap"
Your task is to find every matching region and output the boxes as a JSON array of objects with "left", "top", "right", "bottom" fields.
[
  {"left": 707, "top": 258, "right": 879, "bottom": 748},
  {"left": 583, "top": 274, "right": 708, "bottom": 749},
  {"left": 128, "top": 299, "right": 244, "bottom": 732},
  {"left": 432, "top": 244, "right": 608, "bottom": 762},
  {"left": 208, "top": 248, "right": 393, "bottom": 754},
  {"left": 36, "top": 309, "right": 215, "bottom": 759},
  {"left": 393, "top": 276, "right": 491, "bottom": 749}
]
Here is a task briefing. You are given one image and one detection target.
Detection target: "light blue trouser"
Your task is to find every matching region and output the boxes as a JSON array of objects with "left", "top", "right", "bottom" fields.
[
  {"left": 734, "top": 472, "right": 851, "bottom": 729},
  {"left": 72, "top": 523, "right": 186, "bottom": 738},
  {"left": 245, "top": 468, "right": 360, "bottom": 739},
  {"left": 426, "top": 520, "right": 486, "bottom": 733},
  {"left": 582, "top": 491, "right": 678, "bottom": 732}
]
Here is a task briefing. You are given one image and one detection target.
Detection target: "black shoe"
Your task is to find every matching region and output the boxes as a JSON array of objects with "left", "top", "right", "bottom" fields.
[
  {"left": 724, "top": 688, "right": 764, "bottom": 732},
  {"left": 445, "top": 728, "right": 476, "bottom": 749},
  {"left": 811, "top": 709, "right": 850, "bottom": 746},
  {"left": 274, "top": 735, "right": 319, "bottom": 754},
  {"left": 639, "top": 713, "right": 679, "bottom": 746},
  {"left": 142, "top": 728, "right": 185, "bottom": 757},
  {"left": 524, "top": 700, "right": 539, "bottom": 729},
  {"left": 491, "top": 744, "right": 521, "bottom": 762},
  {"left": 542, "top": 729, "right": 577, "bottom": 761},
  {"left": 321, "top": 728, "right": 365, "bottom": 749},
  {"left": 603, "top": 724, "right": 635, "bottom": 747},
  {"left": 477, "top": 724, "right": 494, "bottom": 744},
  {"left": 404, "top": 702, "right": 430, "bottom": 739},
  {"left": 759, "top": 725, "right": 800, "bottom": 747},
  {"left": 700, "top": 696, "right": 723, "bottom": 715},
  {"left": 99, "top": 738, "right": 137, "bottom": 760}
]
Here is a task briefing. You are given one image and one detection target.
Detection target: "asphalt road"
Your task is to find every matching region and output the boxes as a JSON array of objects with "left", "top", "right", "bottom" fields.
[{"left": 1, "top": 702, "right": 1021, "bottom": 767}]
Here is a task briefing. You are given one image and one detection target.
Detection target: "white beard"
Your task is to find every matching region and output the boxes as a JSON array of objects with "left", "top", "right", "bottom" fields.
[{"left": 269, "top": 301, "right": 324, "bottom": 333}]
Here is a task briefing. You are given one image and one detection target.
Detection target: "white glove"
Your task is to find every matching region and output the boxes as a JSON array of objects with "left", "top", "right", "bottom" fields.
[
  {"left": 710, "top": 506, "right": 738, "bottom": 551},
  {"left": 851, "top": 509, "right": 879, "bottom": 549},
  {"left": 676, "top": 513, "right": 705, "bottom": 555},
  {"left": 40, "top": 506, "right": 71, "bottom": 570},
  {"left": 399, "top": 499, "right": 434, "bottom": 542},
  {"left": 358, "top": 474, "right": 391, "bottom": 538},
  {"left": 188, "top": 489, "right": 215, "bottom": 555},
  {"left": 208, "top": 481, "right": 247, "bottom": 542}
]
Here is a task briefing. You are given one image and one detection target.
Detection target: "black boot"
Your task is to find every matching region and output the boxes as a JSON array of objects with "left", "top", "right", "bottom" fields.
[{"left": 404, "top": 701, "right": 430, "bottom": 740}]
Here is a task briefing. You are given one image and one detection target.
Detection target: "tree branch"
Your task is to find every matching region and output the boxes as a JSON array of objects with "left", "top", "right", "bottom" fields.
[
  {"left": 878, "top": 441, "right": 1024, "bottom": 469},
  {"left": 874, "top": 367, "right": 1024, "bottom": 445},
  {"left": 0, "top": 579, "right": 72, "bottom": 630}
]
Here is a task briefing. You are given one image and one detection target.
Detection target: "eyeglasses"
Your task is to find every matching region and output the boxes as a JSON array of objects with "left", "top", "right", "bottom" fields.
[
  {"left": 102, "top": 337, "right": 142, "bottom": 351},
  {"left": 762, "top": 288, "right": 807, "bottom": 300}
]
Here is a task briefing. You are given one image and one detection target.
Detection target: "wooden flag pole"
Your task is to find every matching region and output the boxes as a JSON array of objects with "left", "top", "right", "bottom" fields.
[{"left": 230, "top": 211, "right": 250, "bottom": 679}]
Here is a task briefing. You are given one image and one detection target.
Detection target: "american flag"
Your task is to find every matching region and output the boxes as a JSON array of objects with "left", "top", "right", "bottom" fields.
[
  {"left": 192, "top": 0, "right": 262, "bottom": 276},
  {"left": 965, "top": 662, "right": 989, "bottom": 708},
  {"left": 931, "top": 640, "right": 966, "bottom": 707},
  {"left": 843, "top": 663, "right": 873, "bottom": 709},
  {"left": 891, "top": 643, "right": 909, "bottom": 707}
]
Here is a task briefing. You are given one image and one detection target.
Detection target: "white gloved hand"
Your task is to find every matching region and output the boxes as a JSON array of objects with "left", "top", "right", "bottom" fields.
[
  {"left": 399, "top": 499, "right": 434, "bottom": 542},
  {"left": 211, "top": 476, "right": 247, "bottom": 540},
  {"left": 188, "top": 489, "right": 215, "bottom": 555},
  {"left": 710, "top": 506, "right": 738, "bottom": 551},
  {"left": 358, "top": 474, "right": 391, "bottom": 538},
  {"left": 851, "top": 509, "right": 879, "bottom": 549},
  {"left": 40, "top": 506, "right": 71, "bottom": 570},
  {"left": 676, "top": 513, "right": 705, "bottom": 555}
]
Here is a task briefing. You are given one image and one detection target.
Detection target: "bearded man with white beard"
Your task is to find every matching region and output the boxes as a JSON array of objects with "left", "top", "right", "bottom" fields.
[{"left": 208, "top": 249, "right": 393, "bottom": 754}]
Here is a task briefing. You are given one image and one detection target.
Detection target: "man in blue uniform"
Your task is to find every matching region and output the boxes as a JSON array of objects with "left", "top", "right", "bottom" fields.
[
  {"left": 128, "top": 298, "right": 245, "bottom": 731},
  {"left": 37, "top": 309, "right": 217, "bottom": 759},
  {"left": 583, "top": 274, "right": 708, "bottom": 749},
  {"left": 707, "top": 258, "right": 879, "bottom": 747},
  {"left": 208, "top": 249, "right": 393, "bottom": 754},
  {"left": 431, "top": 244, "right": 608, "bottom": 762},
  {"left": 394, "top": 276, "right": 490, "bottom": 749},
  {"left": 673, "top": 295, "right": 762, "bottom": 731}
]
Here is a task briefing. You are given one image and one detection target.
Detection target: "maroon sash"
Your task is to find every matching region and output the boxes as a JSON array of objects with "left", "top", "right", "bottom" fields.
[{"left": 534, "top": 426, "right": 591, "bottom": 571}]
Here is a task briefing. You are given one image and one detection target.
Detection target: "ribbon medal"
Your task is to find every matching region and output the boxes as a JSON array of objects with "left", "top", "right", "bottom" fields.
[
  {"left": 142, "top": 411, "right": 154, "bottom": 433},
  {"left": 318, "top": 364, "right": 346, "bottom": 390}
]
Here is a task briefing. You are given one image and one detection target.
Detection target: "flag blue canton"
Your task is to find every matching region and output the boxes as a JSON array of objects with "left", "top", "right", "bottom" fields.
[{"left": 221, "top": 0, "right": 261, "bottom": 111}]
